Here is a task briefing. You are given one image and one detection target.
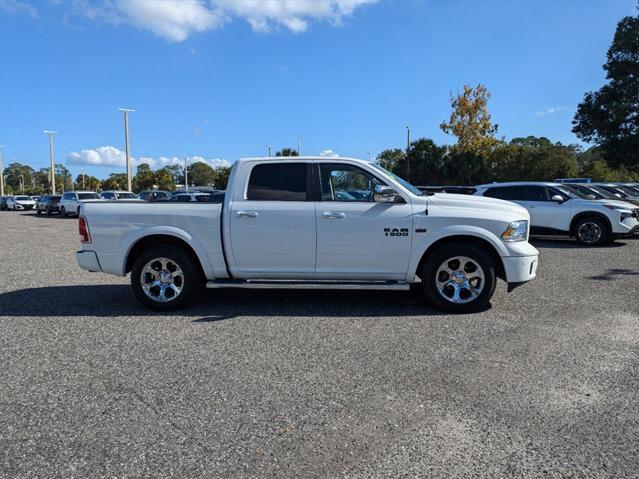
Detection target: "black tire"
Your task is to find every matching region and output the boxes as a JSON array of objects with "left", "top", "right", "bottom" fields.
[
  {"left": 421, "top": 243, "right": 497, "bottom": 313},
  {"left": 76, "top": 206, "right": 81, "bottom": 216},
  {"left": 130, "top": 245, "right": 202, "bottom": 311},
  {"left": 36, "top": 208, "right": 41, "bottom": 215},
  {"left": 46, "top": 207, "right": 52, "bottom": 216},
  {"left": 60, "top": 206, "right": 66, "bottom": 217},
  {"left": 574, "top": 216, "right": 609, "bottom": 246}
]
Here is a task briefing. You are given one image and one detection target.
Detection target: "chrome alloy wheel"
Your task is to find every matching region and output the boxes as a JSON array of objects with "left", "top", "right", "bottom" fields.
[
  {"left": 577, "top": 221, "right": 602, "bottom": 244},
  {"left": 435, "top": 256, "right": 485, "bottom": 304},
  {"left": 140, "top": 257, "right": 184, "bottom": 303}
]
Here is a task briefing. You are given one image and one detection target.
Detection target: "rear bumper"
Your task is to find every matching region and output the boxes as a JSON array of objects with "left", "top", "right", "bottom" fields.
[
  {"left": 76, "top": 250, "right": 102, "bottom": 272},
  {"left": 502, "top": 254, "right": 538, "bottom": 285}
]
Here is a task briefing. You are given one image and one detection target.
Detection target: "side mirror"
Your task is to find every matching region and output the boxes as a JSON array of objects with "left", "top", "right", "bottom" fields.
[
  {"left": 374, "top": 185, "right": 397, "bottom": 203},
  {"left": 551, "top": 194, "right": 564, "bottom": 203}
]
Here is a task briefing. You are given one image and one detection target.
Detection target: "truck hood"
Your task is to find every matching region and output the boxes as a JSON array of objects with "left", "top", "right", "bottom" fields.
[{"left": 427, "top": 193, "right": 529, "bottom": 217}]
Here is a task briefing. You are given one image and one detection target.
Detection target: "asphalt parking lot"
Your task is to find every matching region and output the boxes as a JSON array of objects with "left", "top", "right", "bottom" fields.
[{"left": 1, "top": 211, "right": 638, "bottom": 478}]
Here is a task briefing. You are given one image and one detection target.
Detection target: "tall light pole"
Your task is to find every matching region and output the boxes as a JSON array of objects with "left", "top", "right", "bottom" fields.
[
  {"left": 406, "top": 126, "right": 411, "bottom": 182},
  {"left": 118, "top": 108, "right": 135, "bottom": 192},
  {"left": 19, "top": 175, "right": 24, "bottom": 193},
  {"left": 81, "top": 168, "right": 85, "bottom": 189},
  {"left": 298, "top": 137, "right": 303, "bottom": 156},
  {"left": 184, "top": 157, "right": 189, "bottom": 192},
  {"left": 268, "top": 145, "right": 272, "bottom": 157},
  {"left": 43, "top": 130, "right": 58, "bottom": 194},
  {"left": 0, "top": 145, "right": 5, "bottom": 197}
]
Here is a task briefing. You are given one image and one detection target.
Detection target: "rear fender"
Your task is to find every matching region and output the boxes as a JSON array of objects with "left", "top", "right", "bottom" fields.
[{"left": 121, "top": 226, "right": 215, "bottom": 278}]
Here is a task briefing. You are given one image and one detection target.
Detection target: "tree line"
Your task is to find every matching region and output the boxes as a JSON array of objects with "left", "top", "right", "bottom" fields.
[{"left": 379, "top": 10, "right": 638, "bottom": 186}]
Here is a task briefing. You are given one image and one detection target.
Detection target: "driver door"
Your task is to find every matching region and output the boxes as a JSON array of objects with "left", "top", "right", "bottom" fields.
[{"left": 314, "top": 162, "right": 414, "bottom": 280}]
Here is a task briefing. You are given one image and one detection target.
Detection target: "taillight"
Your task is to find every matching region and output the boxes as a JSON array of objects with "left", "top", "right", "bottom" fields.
[{"left": 79, "top": 215, "right": 91, "bottom": 243}]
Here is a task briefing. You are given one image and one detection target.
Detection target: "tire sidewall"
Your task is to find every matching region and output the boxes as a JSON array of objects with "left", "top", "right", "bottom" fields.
[
  {"left": 130, "top": 245, "right": 201, "bottom": 311},
  {"left": 421, "top": 243, "right": 497, "bottom": 313},
  {"left": 575, "top": 217, "right": 608, "bottom": 246}
]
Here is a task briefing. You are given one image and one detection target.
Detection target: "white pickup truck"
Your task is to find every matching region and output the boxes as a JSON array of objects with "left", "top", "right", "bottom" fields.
[{"left": 76, "top": 157, "right": 539, "bottom": 313}]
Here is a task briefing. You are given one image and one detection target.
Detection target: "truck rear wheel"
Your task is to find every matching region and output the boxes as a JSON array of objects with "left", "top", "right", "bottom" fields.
[
  {"left": 131, "top": 245, "right": 201, "bottom": 311},
  {"left": 421, "top": 243, "right": 496, "bottom": 313}
]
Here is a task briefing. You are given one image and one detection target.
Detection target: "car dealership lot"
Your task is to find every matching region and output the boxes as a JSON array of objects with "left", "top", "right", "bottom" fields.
[{"left": 1, "top": 212, "right": 638, "bottom": 478}]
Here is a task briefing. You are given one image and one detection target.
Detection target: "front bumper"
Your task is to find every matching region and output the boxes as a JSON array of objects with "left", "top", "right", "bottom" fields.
[
  {"left": 76, "top": 250, "right": 102, "bottom": 272},
  {"left": 15, "top": 203, "right": 34, "bottom": 210},
  {"left": 502, "top": 254, "right": 538, "bottom": 285}
]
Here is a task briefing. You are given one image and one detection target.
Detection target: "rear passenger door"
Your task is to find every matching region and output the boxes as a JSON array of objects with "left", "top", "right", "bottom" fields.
[{"left": 229, "top": 162, "right": 316, "bottom": 276}]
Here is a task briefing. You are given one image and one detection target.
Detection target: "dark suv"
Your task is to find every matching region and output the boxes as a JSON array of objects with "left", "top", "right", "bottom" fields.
[
  {"left": 138, "top": 190, "right": 171, "bottom": 202},
  {"left": 36, "top": 195, "right": 62, "bottom": 215}
]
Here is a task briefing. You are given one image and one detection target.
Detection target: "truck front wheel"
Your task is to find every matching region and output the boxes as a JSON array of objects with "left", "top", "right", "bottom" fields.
[
  {"left": 131, "top": 245, "right": 201, "bottom": 311},
  {"left": 421, "top": 243, "right": 497, "bottom": 313}
]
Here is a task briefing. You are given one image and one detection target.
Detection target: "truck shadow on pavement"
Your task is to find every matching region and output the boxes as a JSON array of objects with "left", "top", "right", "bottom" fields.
[{"left": 0, "top": 285, "right": 471, "bottom": 320}]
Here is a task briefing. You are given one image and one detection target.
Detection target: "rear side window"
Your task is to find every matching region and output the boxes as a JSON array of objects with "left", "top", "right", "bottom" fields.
[
  {"left": 484, "top": 186, "right": 549, "bottom": 201},
  {"left": 247, "top": 163, "right": 307, "bottom": 201}
]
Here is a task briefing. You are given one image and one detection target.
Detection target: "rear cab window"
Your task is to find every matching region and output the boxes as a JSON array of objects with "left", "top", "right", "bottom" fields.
[{"left": 246, "top": 163, "right": 308, "bottom": 201}]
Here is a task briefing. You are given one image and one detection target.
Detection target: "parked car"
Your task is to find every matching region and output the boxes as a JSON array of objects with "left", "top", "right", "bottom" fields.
[
  {"left": 6, "top": 195, "right": 36, "bottom": 211},
  {"left": 559, "top": 184, "right": 637, "bottom": 210},
  {"left": 590, "top": 183, "right": 639, "bottom": 204},
  {"left": 576, "top": 183, "right": 639, "bottom": 207},
  {"left": 169, "top": 192, "right": 213, "bottom": 202},
  {"left": 100, "top": 190, "right": 140, "bottom": 200},
  {"left": 76, "top": 156, "right": 539, "bottom": 313},
  {"left": 36, "top": 194, "right": 62, "bottom": 215},
  {"left": 138, "top": 190, "right": 171, "bottom": 202},
  {"left": 59, "top": 191, "right": 101, "bottom": 217},
  {"left": 474, "top": 182, "right": 639, "bottom": 245}
]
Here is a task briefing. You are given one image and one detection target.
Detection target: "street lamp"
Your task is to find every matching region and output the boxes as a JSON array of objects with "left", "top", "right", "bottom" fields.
[
  {"left": 117, "top": 108, "right": 135, "bottom": 192},
  {"left": 184, "top": 157, "right": 189, "bottom": 192},
  {"left": 18, "top": 174, "right": 24, "bottom": 193},
  {"left": 298, "top": 137, "right": 303, "bottom": 156},
  {"left": 268, "top": 145, "right": 272, "bottom": 157},
  {"left": 81, "top": 168, "right": 85, "bottom": 189},
  {"left": 43, "top": 130, "right": 58, "bottom": 194},
  {"left": 0, "top": 145, "right": 5, "bottom": 197},
  {"left": 406, "top": 126, "right": 411, "bottom": 182}
]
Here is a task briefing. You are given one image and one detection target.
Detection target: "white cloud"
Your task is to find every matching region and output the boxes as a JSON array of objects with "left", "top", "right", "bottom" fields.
[
  {"left": 0, "top": 0, "right": 38, "bottom": 17},
  {"left": 535, "top": 106, "right": 568, "bottom": 116},
  {"left": 320, "top": 149, "right": 339, "bottom": 157},
  {"left": 69, "top": 0, "right": 376, "bottom": 41},
  {"left": 67, "top": 146, "right": 231, "bottom": 170}
]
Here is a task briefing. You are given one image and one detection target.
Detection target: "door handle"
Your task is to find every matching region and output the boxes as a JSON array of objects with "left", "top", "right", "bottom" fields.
[
  {"left": 322, "top": 212, "right": 346, "bottom": 219},
  {"left": 237, "top": 211, "right": 259, "bottom": 218}
]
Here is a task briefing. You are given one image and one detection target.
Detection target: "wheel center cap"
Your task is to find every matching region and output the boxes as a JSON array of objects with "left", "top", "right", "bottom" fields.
[
  {"left": 159, "top": 271, "right": 172, "bottom": 284},
  {"left": 452, "top": 271, "right": 466, "bottom": 284}
]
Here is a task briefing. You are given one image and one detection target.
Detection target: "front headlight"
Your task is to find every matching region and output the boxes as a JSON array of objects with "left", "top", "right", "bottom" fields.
[{"left": 502, "top": 220, "right": 528, "bottom": 242}]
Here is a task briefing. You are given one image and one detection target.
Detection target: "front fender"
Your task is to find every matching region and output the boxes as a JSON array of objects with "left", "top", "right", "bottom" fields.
[
  {"left": 406, "top": 225, "right": 508, "bottom": 282},
  {"left": 120, "top": 225, "right": 215, "bottom": 278}
]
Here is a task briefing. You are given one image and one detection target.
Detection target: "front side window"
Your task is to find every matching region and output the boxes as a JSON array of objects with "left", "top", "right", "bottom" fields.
[
  {"left": 247, "top": 163, "right": 307, "bottom": 201},
  {"left": 319, "top": 164, "right": 383, "bottom": 202}
]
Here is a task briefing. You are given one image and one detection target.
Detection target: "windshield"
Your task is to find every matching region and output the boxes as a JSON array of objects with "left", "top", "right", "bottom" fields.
[
  {"left": 116, "top": 192, "right": 137, "bottom": 199},
  {"left": 597, "top": 185, "right": 627, "bottom": 198},
  {"left": 588, "top": 185, "right": 620, "bottom": 199},
  {"left": 368, "top": 163, "right": 424, "bottom": 196},
  {"left": 615, "top": 185, "right": 639, "bottom": 197},
  {"left": 553, "top": 186, "right": 583, "bottom": 199},
  {"left": 78, "top": 193, "right": 100, "bottom": 200},
  {"left": 15, "top": 196, "right": 31, "bottom": 200}
]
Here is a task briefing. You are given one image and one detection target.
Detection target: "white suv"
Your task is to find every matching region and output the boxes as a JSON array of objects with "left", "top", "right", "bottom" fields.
[
  {"left": 474, "top": 182, "right": 639, "bottom": 246},
  {"left": 59, "top": 191, "right": 101, "bottom": 217}
]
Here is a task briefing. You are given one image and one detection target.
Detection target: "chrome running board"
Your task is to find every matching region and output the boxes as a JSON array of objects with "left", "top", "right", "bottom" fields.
[{"left": 205, "top": 279, "right": 411, "bottom": 291}]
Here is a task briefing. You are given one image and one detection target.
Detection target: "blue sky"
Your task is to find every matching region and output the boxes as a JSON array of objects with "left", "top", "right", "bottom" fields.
[{"left": 0, "top": 0, "right": 635, "bottom": 179}]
